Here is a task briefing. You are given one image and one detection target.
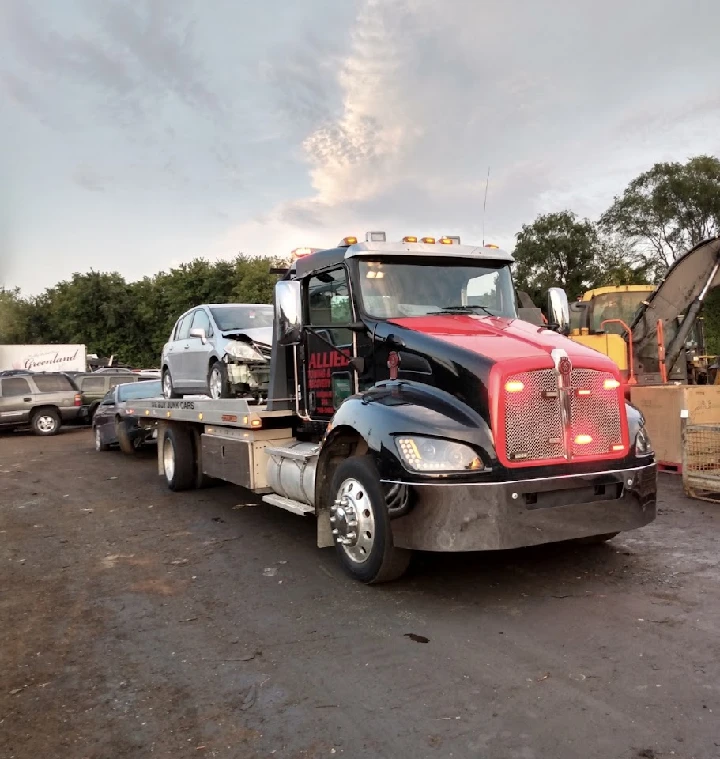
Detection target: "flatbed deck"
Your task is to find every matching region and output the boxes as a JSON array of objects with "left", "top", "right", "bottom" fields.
[{"left": 127, "top": 397, "right": 294, "bottom": 430}]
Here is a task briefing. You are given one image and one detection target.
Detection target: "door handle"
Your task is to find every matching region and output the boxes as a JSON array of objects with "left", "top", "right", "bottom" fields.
[
  {"left": 23, "top": 397, "right": 32, "bottom": 402},
  {"left": 184, "top": 345, "right": 190, "bottom": 350}
]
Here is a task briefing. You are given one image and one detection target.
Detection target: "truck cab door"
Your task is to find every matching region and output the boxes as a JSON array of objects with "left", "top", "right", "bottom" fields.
[{"left": 302, "top": 267, "right": 367, "bottom": 420}]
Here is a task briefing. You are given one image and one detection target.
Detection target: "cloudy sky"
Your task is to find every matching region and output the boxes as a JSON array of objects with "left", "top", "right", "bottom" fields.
[{"left": 2, "top": 0, "right": 720, "bottom": 294}]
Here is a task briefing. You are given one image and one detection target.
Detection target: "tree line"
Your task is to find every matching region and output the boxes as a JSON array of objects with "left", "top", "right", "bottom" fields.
[{"left": 2, "top": 155, "right": 720, "bottom": 366}]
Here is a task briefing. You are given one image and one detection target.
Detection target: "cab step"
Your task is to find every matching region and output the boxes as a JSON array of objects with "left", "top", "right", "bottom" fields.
[{"left": 262, "top": 493, "right": 314, "bottom": 515}]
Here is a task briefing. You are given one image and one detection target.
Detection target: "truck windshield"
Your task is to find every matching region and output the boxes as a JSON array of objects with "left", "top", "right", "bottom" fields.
[
  {"left": 357, "top": 258, "right": 517, "bottom": 319},
  {"left": 210, "top": 306, "right": 274, "bottom": 332}
]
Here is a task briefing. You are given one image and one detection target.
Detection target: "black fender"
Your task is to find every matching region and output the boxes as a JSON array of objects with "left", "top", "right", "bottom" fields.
[{"left": 318, "top": 380, "right": 497, "bottom": 487}]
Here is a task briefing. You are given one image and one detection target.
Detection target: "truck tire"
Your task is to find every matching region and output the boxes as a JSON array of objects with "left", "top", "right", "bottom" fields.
[
  {"left": 162, "top": 368, "right": 180, "bottom": 399},
  {"left": 94, "top": 425, "right": 111, "bottom": 452},
  {"left": 208, "top": 361, "right": 231, "bottom": 400},
  {"left": 192, "top": 428, "right": 216, "bottom": 489},
  {"left": 330, "top": 456, "right": 412, "bottom": 584},
  {"left": 31, "top": 408, "right": 61, "bottom": 436},
  {"left": 162, "top": 426, "right": 196, "bottom": 492},
  {"left": 116, "top": 418, "right": 139, "bottom": 455}
]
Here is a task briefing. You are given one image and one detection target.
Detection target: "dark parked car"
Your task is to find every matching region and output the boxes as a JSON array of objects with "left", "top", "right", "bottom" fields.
[
  {"left": 92, "top": 379, "right": 162, "bottom": 453},
  {"left": 0, "top": 372, "right": 82, "bottom": 435},
  {"left": 74, "top": 372, "right": 141, "bottom": 422}
]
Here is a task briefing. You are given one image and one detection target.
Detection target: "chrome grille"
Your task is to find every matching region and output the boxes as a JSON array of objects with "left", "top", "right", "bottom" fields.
[
  {"left": 504, "top": 370, "right": 564, "bottom": 462},
  {"left": 503, "top": 367, "right": 624, "bottom": 464},
  {"left": 569, "top": 369, "right": 623, "bottom": 457}
]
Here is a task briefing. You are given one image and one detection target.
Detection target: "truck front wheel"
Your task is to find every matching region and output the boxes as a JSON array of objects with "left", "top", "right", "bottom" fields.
[{"left": 330, "top": 456, "right": 411, "bottom": 584}]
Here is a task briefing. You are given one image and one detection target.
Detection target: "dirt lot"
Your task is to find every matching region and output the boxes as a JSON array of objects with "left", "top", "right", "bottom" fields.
[{"left": 1, "top": 428, "right": 719, "bottom": 759}]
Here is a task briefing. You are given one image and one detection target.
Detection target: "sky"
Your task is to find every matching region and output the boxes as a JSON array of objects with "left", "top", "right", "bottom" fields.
[{"left": 2, "top": 0, "right": 720, "bottom": 295}]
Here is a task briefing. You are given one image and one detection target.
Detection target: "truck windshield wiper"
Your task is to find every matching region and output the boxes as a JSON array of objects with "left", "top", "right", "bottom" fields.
[{"left": 427, "top": 305, "right": 495, "bottom": 317}]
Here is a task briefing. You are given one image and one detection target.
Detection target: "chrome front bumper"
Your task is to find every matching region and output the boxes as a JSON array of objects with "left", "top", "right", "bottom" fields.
[{"left": 388, "top": 463, "right": 657, "bottom": 552}]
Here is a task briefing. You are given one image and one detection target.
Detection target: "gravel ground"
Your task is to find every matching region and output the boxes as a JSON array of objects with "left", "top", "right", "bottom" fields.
[{"left": 1, "top": 428, "right": 719, "bottom": 759}]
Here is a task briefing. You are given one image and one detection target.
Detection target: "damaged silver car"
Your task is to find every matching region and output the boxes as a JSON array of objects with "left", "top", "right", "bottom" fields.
[{"left": 161, "top": 304, "right": 273, "bottom": 401}]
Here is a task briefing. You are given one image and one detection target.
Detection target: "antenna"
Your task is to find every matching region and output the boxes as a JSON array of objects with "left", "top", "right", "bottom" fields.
[{"left": 482, "top": 166, "right": 490, "bottom": 246}]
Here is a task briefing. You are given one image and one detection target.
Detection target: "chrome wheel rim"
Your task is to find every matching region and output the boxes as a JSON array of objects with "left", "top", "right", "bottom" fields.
[
  {"left": 37, "top": 415, "right": 57, "bottom": 433},
  {"left": 95, "top": 428, "right": 102, "bottom": 450},
  {"left": 163, "top": 437, "right": 175, "bottom": 483},
  {"left": 330, "top": 478, "right": 375, "bottom": 564},
  {"left": 163, "top": 373, "right": 173, "bottom": 398},
  {"left": 209, "top": 367, "right": 222, "bottom": 399}
]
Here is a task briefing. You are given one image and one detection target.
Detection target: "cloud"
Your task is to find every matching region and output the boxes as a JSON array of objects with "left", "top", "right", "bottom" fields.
[
  {"left": 3, "top": 0, "right": 720, "bottom": 293},
  {"left": 73, "top": 166, "right": 108, "bottom": 193}
]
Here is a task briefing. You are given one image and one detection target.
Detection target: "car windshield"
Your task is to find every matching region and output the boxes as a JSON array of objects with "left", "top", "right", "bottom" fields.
[
  {"left": 210, "top": 306, "right": 274, "bottom": 331},
  {"left": 357, "top": 258, "right": 517, "bottom": 319},
  {"left": 118, "top": 380, "right": 162, "bottom": 401}
]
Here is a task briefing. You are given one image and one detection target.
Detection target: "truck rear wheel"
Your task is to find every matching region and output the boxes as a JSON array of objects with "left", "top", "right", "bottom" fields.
[
  {"left": 162, "top": 426, "right": 196, "bottom": 492},
  {"left": 330, "top": 456, "right": 411, "bottom": 584}
]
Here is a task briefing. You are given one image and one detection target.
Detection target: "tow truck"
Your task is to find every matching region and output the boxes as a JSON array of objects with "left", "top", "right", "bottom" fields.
[{"left": 126, "top": 233, "right": 657, "bottom": 584}]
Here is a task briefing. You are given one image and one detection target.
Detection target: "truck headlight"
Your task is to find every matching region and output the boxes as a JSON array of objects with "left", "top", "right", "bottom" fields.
[
  {"left": 396, "top": 436, "right": 485, "bottom": 473},
  {"left": 225, "top": 342, "right": 265, "bottom": 362},
  {"left": 634, "top": 426, "right": 653, "bottom": 457}
]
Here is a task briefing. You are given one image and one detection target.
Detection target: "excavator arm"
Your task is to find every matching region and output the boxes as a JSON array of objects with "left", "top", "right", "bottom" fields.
[{"left": 630, "top": 236, "right": 720, "bottom": 382}]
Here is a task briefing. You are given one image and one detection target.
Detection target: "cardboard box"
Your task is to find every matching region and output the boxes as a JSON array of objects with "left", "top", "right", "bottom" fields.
[{"left": 630, "top": 385, "right": 720, "bottom": 465}]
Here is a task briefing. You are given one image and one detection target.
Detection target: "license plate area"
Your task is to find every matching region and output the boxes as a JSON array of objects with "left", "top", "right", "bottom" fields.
[{"left": 523, "top": 481, "right": 623, "bottom": 510}]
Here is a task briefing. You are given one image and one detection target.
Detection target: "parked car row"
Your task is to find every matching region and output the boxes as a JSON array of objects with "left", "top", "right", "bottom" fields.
[
  {"left": 0, "top": 370, "right": 161, "bottom": 437},
  {"left": 2, "top": 301, "right": 274, "bottom": 438}
]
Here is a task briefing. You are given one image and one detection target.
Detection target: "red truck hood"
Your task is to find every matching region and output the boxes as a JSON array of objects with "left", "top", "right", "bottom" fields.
[{"left": 388, "top": 314, "right": 615, "bottom": 367}]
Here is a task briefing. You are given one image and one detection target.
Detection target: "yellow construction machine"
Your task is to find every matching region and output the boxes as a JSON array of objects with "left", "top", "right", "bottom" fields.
[{"left": 563, "top": 238, "right": 720, "bottom": 387}]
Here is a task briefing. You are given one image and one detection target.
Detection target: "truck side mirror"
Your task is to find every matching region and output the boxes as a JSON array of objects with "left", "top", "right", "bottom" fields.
[
  {"left": 275, "top": 280, "right": 303, "bottom": 345},
  {"left": 547, "top": 287, "right": 570, "bottom": 335}
]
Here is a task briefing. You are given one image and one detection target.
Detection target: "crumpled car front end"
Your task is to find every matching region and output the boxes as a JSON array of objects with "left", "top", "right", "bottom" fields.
[{"left": 221, "top": 330, "right": 272, "bottom": 398}]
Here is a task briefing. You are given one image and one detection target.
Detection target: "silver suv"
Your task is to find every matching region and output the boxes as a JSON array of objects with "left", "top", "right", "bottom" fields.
[
  {"left": 0, "top": 372, "right": 82, "bottom": 435},
  {"left": 161, "top": 304, "right": 273, "bottom": 400}
]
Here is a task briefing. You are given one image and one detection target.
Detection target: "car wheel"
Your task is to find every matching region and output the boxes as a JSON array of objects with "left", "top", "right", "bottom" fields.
[
  {"left": 116, "top": 418, "right": 141, "bottom": 455},
  {"left": 31, "top": 408, "right": 61, "bottom": 436},
  {"left": 94, "top": 425, "right": 110, "bottom": 452},
  {"left": 329, "top": 456, "right": 412, "bottom": 584},
  {"left": 208, "top": 362, "right": 230, "bottom": 400},
  {"left": 162, "top": 369, "right": 180, "bottom": 399}
]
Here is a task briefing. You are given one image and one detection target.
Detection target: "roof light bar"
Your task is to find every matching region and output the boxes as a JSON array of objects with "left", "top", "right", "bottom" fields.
[
  {"left": 402, "top": 235, "right": 418, "bottom": 243},
  {"left": 421, "top": 236, "right": 436, "bottom": 244},
  {"left": 484, "top": 243, "right": 499, "bottom": 249},
  {"left": 339, "top": 236, "right": 358, "bottom": 247},
  {"left": 366, "top": 231, "right": 386, "bottom": 242}
]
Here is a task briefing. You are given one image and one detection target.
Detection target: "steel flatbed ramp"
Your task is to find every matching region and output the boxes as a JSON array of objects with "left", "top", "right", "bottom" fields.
[{"left": 127, "top": 397, "right": 294, "bottom": 430}]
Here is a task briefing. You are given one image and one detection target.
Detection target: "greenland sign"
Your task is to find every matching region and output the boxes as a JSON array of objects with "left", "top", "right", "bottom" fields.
[{"left": 0, "top": 344, "right": 87, "bottom": 373}]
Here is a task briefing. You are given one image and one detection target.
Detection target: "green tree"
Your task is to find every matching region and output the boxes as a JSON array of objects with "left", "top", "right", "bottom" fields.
[
  {"left": 513, "top": 211, "right": 602, "bottom": 301},
  {"left": 600, "top": 155, "right": 720, "bottom": 275}
]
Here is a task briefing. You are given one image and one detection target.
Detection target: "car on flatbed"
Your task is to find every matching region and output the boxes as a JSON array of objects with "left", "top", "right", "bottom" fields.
[
  {"left": 0, "top": 372, "right": 82, "bottom": 435},
  {"left": 161, "top": 304, "right": 273, "bottom": 402}
]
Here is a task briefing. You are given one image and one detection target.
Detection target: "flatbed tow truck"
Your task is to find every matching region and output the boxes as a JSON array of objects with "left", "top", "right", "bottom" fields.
[{"left": 127, "top": 232, "right": 658, "bottom": 584}]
